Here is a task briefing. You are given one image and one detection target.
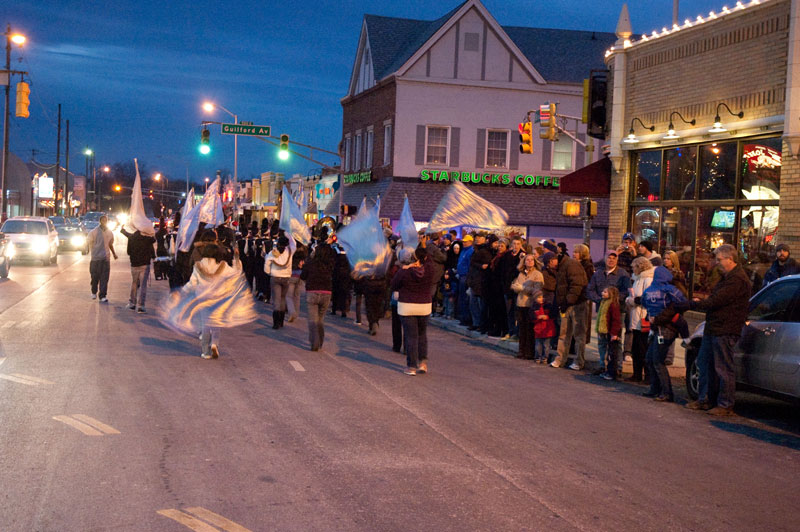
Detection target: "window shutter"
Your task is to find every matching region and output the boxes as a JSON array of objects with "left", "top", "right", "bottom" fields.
[
  {"left": 475, "top": 128, "right": 486, "bottom": 168},
  {"left": 576, "top": 133, "right": 586, "bottom": 169},
  {"left": 541, "top": 140, "right": 551, "bottom": 171},
  {"left": 415, "top": 125, "right": 426, "bottom": 166},
  {"left": 509, "top": 131, "right": 519, "bottom": 170},
  {"left": 450, "top": 127, "right": 460, "bottom": 167}
]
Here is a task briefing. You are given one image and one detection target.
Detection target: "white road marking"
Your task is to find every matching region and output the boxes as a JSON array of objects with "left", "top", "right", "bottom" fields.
[
  {"left": 0, "top": 374, "right": 40, "bottom": 386},
  {"left": 289, "top": 361, "right": 305, "bottom": 372},
  {"left": 185, "top": 507, "right": 253, "bottom": 532},
  {"left": 52, "top": 415, "right": 104, "bottom": 436},
  {"left": 1, "top": 321, "right": 15, "bottom": 329},
  {"left": 10, "top": 373, "right": 54, "bottom": 385},
  {"left": 16, "top": 320, "right": 31, "bottom": 329},
  {"left": 0, "top": 357, "right": 5, "bottom": 367},
  {"left": 71, "top": 414, "right": 121, "bottom": 435},
  {"left": 156, "top": 509, "right": 222, "bottom": 531}
]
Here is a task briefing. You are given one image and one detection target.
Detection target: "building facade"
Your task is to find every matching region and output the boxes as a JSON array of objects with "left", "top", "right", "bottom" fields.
[
  {"left": 605, "top": 0, "right": 797, "bottom": 296},
  {"left": 334, "top": 0, "right": 616, "bottom": 260}
]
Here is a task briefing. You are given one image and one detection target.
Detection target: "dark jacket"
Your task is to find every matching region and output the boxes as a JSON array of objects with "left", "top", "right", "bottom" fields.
[
  {"left": 426, "top": 241, "right": 447, "bottom": 285},
  {"left": 190, "top": 241, "right": 227, "bottom": 265},
  {"left": 467, "top": 243, "right": 492, "bottom": 296},
  {"left": 555, "top": 256, "right": 588, "bottom": 311},
  {"left": 691, "top": 264, "right": 752, "bottom": 336},
  {"left": 391, "top": 257, "right": 435, "bottom": 304},
  {"left": 542, "top": 265, "right": 557, "bottom": 305},
  {"left": 300, "top": 243, "right": 336, "bottom": 292},
  {"left": 155, "top": 228, "right": 169, "bottom": 257},
  {"left": 500, "top": 250, "right": 525, "bottom": 296},
  {"left": 120, "top": 228, "right": 156, "bottom": 267},
  {"left": 445, "top": 241, "right": 460, "bottom": 271},
  {"left": 587, "top": 266, "right": 631, "bottom": 308},
  {"left": 763, "top": 257, "right": 800, "bottom": 285}
]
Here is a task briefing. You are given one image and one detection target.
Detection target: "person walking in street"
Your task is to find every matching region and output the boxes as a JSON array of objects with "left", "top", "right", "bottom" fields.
[
  {"left": 120, "top": 225, "right": 156, "bottom": 313},
  {"left": 286, "top": 243, "right": 307, "bottom": 323},
  {"left": 641, "top": 266, "right": 687, "bottom": 402},
  {"left": 265, "top": 233, "right": 296, "bottom": 329},
  {"left": 331, "top": 245, "right": 352, "bottom": 318},
  {"left": 587, "top": 251, "right": 631, "bottom": 374},
  {"left": 763, "top": 243, "right": 800, "bottom": 285},
  {"left": 300, "top": 230, "right": 336, "bottom": 351},
  {"left": 683, "top": 244, "right": 751, "bottom": 416},
  {"left": 87, "top": 215, "right": 118, "bottom": 302},
  {"left": 391, "top": 247, "right": 435, "bottom": 376},
  {"left": 550, "top": 251, "right": 589, "bottom": 369},
  {"left": 511, "top": 253, "right": 543, "bottom": 359},
  {"left": 625, "top": 257, "right": 655, "bottom": 382},
  {"left": 456, "top": 234, "right": 474, "bottom": 326},
  {"left": 595, "top": 286, "right": 622, "bottom": 380},
  {"left": 362, "top": 273, "right": 388, "bottom": 336}
]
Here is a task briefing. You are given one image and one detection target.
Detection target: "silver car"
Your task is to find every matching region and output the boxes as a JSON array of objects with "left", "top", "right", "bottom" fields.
[{"left": 684, "top": 274, "right": 800, "bottom": 403}]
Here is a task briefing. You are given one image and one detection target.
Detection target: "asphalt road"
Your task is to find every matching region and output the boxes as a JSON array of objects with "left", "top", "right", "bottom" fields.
[{"left": 1, "top": 245, "right": 799, "bottom": 531}]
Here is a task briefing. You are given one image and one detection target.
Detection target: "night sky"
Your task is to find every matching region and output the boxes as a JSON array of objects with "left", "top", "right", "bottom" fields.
[{"left": 3, "top": 0, "right": 725, "bottom": 185}]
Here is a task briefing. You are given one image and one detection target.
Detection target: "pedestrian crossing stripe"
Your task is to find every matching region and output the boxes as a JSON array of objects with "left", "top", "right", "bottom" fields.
[
  {"left": 157, "top": 507, "right": 252, "bottom": 531},
  {"left": 0, "top": 373, "right": 54, "bottom": 386},
  {"left": 289, "top": 361, "right": 305, "bottom": 372}
]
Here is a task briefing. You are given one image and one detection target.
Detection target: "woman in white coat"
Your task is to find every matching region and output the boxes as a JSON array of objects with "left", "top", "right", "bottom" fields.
[
  {"left": 625, "top": 256, "right": 654, "bottom": 382},
  {"left": 265, "top": 233, "right": 296, "bottom": 329}
]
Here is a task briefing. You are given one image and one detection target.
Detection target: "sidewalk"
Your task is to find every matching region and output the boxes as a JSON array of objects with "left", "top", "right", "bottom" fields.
[{"left": 429, "top": 315, "right": 687, "bottom": 379}]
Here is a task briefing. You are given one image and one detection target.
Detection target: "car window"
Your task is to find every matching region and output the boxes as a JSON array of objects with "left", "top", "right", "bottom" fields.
[
  {"left": 748, "top": 280, "right": 800, "bottom": 322},
  {"left": 1, "top": 220, "right": 48, "bottom": 235}
]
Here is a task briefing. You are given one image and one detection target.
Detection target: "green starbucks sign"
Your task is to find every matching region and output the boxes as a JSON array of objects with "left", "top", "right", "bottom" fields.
[
  {"left": 420, "top": 169, "right": 559, "bottom": 188},
  {"left": 343, "top": 171, "right": 373, "bottom": 184}
]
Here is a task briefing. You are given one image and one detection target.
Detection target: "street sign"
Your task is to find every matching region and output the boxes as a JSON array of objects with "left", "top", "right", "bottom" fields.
[{"left": 220, "top": 123, "right": 271, "bottom": 137}]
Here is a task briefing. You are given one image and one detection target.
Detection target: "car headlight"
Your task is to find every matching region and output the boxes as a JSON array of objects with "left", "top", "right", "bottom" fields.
[
  {"left": 106, "top": 220, "right": 117, "bottom": 231},
  {"left": 5, "top": 242, "right": 15, "bottom": 258},
  {"left": 33, "top": 239, "right": 50, "bottom": 255},
  {"left": 117, "top": 213, "right": 128, "bottom": 225},
  {"left": 71, "top": 235, "right": 86, "bottom": 247}
]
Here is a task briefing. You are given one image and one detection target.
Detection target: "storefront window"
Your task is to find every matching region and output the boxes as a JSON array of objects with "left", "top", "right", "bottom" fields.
[
  {"left": 660, "top": 206, "right": 694, "bottom": 278},
  {"left": 633, "top": 150, "right": 661, "bottom": 201},
  {"left": 740, "top": 137, "right": 781, "bottom": 200},
  {"left": 699, "top": 141, "right": 737, "bottom": 200},
  {"left": 740, "top": 204, "right": 779, "bottom": 293},
  {"left": 663, "top": 146, "right": 697, "bottom": 200},
  {"left": 631, "top": 207, "right": 660, "bottom": 245},
  {"left": 693, "top": 206, "right": 735, "bottom": 298}
]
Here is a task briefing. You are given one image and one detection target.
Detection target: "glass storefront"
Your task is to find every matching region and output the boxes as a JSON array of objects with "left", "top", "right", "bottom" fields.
[{"left": 628, "top": 135, "right": 780, "bottom": 298}]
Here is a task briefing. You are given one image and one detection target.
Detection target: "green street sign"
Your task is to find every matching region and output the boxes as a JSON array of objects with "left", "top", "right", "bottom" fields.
[{"left": 220, "top": 123, "right": 271, "bottom": 137}]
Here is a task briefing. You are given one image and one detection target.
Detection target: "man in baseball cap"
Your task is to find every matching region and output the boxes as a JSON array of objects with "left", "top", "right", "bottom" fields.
[{"left": 763, "top": 243, "right": 800, "bottom": 285}]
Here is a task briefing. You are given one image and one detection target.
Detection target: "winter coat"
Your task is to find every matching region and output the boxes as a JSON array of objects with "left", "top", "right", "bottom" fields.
[
  {"left": 456, "top": 245, "right": 474, "bottom": 278},
  {"left": 541, "top": 266, "right": 557, "bottom": 305},
  {"left": 532, "top": 302, "right": 558, "bottom": 338},
  {"left": 300, "top": 243, "right": 335, "bottom": 292},
  {"left": 625, "top": 267, "right": 654, "bottom": 330},
  {"left": 511, "top": 267, "right": 544, "bottom": 308},
  {"left": 642, "top": 267, "right": 687, "bottom": 322},
  {"left": 426, "top": 241, "right": 447, "bottom": 286},
  {"left": 467, "top": 243, "right": 492, "bottom": 296},
  {"left": 120, "top": 227, "right": 156, "bottom": 267},
  {"left": 596, "top": 299, "right": 622, "bottom": 338},
  {"left": 587, "top": 267, "right": 631, "bottom": 308},
  {"left": 501, "top": 250, "right": 525, "bottom": 296},
  {"left": 555, "top": 256, "right": 588, "bottom": 312},
  {"left": 691, "top": 264, "right": 752, "bottom": 337},
  {"left": 579, "top": 259, "right": 595, "bottom": 297},
  {"left": 763, "top": 257, "right": 800, "bottom": 285},
  {"left": 391, "top": 257, "right": 435, "bottom": 306},
  {"left": 445, "top": 241, "right": 460, "bottom": 271}
]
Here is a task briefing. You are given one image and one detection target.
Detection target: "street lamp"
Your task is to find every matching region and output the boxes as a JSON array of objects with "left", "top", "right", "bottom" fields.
[
  {"left": 1, "top": 26, "right": 27, "bottom": 218},
  {"left": 202, "top": 101, "right": 239, "bottom": 210},
  {"left": 204, "top": 176, "right": 210, "bottom": 192},
  {"left": 84, "top": 148, "right": 96, "bottom": 210}
]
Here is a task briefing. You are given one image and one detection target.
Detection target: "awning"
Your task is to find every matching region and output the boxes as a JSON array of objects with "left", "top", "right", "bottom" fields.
[{"left": 558, "top": 156, "right": 611, "bottom": 197}]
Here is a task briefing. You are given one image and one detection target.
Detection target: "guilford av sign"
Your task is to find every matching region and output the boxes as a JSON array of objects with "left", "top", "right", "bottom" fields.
[{"left": 420, "top": 169, "right": 560, "bottom": 188}]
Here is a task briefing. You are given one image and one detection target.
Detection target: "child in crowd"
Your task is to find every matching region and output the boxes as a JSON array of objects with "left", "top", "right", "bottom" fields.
[
  {"left": 442, "top": 268, "right": 457, "bottom": 319},
  {"left": 531, "top": 290, "right": 557, "bottom": 364},
  {"left": 596, "top": 286, "right": 622, "bottom": 380}
]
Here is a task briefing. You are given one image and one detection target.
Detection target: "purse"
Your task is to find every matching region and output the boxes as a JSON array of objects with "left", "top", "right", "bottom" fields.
[{"left": 640, "top": 316, "right": 651, "bottom": 334}]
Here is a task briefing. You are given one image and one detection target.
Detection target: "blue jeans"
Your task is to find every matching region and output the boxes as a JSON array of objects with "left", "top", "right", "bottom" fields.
[
  {"left": 597, "top": 334, "right": 621, "bottom": 376},
  {"left": 457, "top": 279, "right": 471, "bottom": 324},
  {"left": 306, "top": 292, "right": 331, "bottom": 350},
  {"left": 534, "top": 338, "right": 550, "bottom": 361},
  {"left": 645, "top": 330, "right": 675, "bottom": 398},
  {"left": 469, "top": 294, "right": 485, "bottom": 330},
  {"left": 443, "top": 295, "right": 455, "bottom": 319},
  {"left": 697, "top": 333, "right": 738, "bottom": 407}
]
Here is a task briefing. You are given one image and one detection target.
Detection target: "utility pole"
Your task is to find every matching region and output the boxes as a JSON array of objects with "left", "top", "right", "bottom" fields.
[
  {"left": 55, "top": 104, "right": 61, "bottom": 215},
  {"left": 65, "top": 120, "right": 70, "bottom": 216}
]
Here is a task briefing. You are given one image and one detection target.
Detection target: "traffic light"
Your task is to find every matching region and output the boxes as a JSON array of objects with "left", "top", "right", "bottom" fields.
[
  {"left": 279, "top": 134, "right": 289, "bottom": 160},
  {"left": 586, "top": 69, "right": 609, "bottom": 139},
  {"left": 518, "top": 122, "right": 533, "bottom": 154},
  {"left": 539, "top": 103, "right": 557, "bottom": 141},
  {"left": 15, "top": 81, "right": 30, "bottom": 118},
  {"left": 199, "top": 127, "right": 211, "bottom": 155}
]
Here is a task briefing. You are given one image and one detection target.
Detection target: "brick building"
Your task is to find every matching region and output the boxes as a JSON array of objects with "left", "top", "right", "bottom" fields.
[
  {"left": 605, "top": 0, "right": 798, "bottom": 296},
  {"left": 329, "top": 0, "right": 615, "bottom": 259}
]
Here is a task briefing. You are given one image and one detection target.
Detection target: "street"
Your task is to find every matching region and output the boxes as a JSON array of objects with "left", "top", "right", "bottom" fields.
[{"left": 0, "top": 247, "right": 799, "bottom": 532}]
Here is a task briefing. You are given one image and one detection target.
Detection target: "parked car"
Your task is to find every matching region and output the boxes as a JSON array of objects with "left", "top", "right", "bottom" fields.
[
  {"left": 49, "top": 215, "right": 70, "bottom": 227},
  {"left": 56, "top": 224, "right": 89, "bottom": 254},
  {"left": 0, "top": 231, "right": 13, "bottom": 278},
  {"left": 0, "top": 216, "right": 59, "bottom": 265},
  {"left": 683, "top": 274, "right": 800, "bottom": 404}
]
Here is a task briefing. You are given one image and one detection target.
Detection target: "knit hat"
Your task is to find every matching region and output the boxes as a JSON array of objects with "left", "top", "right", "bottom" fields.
[
  {"left": 531, "top": 289, "right": 543, "bottom": 300},
  {"left": 541, "top": 251, "right": 557, "bottom": 265},
  {"left": 540, "top": 238, "right": 558, "bottom": 253},
  {"left": 487, "top": 234, "right": 499, "bottom": 244},
  {"left": 776, "top": 243, "right": 791, "bottom": 253}
]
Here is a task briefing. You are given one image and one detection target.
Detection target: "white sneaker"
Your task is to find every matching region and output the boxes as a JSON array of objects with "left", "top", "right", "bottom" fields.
[
  {"left": 99, "top": 297, "right": 108, "bottom": 303},
  {"left": 91, "top": 294, "right": 97, "bottom": 300},
  {"left": 549, "top": 361, "right": 560, "bottom": 368},
  {"left": 127, "top": 303, "right": 136, "bottom": 310},
  {"left": 568, "top": 363, "right": 582, "bottom": 371}
]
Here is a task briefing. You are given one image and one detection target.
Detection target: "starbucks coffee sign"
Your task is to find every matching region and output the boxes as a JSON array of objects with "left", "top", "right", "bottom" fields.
[{"left": 420, "top": 169, "right": 559, "bottom": 188}]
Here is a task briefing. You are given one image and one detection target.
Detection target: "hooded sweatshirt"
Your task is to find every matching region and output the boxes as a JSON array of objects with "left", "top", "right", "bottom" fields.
[
  {"left": 625, "top": 266, "right": 655, "bottom": 330},
  {"left": 642, "top": 266, "right": 687, "bottom": 322}
]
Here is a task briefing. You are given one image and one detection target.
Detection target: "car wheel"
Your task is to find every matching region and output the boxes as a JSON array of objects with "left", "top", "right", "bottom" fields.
[
  {"left": 0, "top": 260, "right": 9, "bottom": 279},
  {"left": 685, "top": 345, "right": 699, "bottom": 401},
  {"left": 50, "top": 252, "right": 58, "bottom": 265}
]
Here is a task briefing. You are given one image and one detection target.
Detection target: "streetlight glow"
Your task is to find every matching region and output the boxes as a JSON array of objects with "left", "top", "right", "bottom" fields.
[
  {"left": 11, "top": 34, "right": 26, "bottom": 45},
  {"left": 202, "top": 102, "right": 215, "bottom": 113},
  {"left": 84, "top": 148, "right": 93, "bottom": 156},
  {"left": 102, "top": 166, "right": 110, "bottom": 173},
  {"left": 154, "top": 173, "right": 162, "bottom": 181}
]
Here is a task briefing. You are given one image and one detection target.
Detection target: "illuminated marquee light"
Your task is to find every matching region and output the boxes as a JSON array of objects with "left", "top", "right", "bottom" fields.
[{"left": 419, "top": 169, "right": 560, "bottom": 189}]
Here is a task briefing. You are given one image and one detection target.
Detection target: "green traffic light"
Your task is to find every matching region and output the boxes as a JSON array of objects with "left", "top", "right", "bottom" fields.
[
  {"left": 199, "top": 144, "right": 211, "bottom": 155},
  {"left": 278, "top": 150, "right": 289, "bottom": 161}
]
